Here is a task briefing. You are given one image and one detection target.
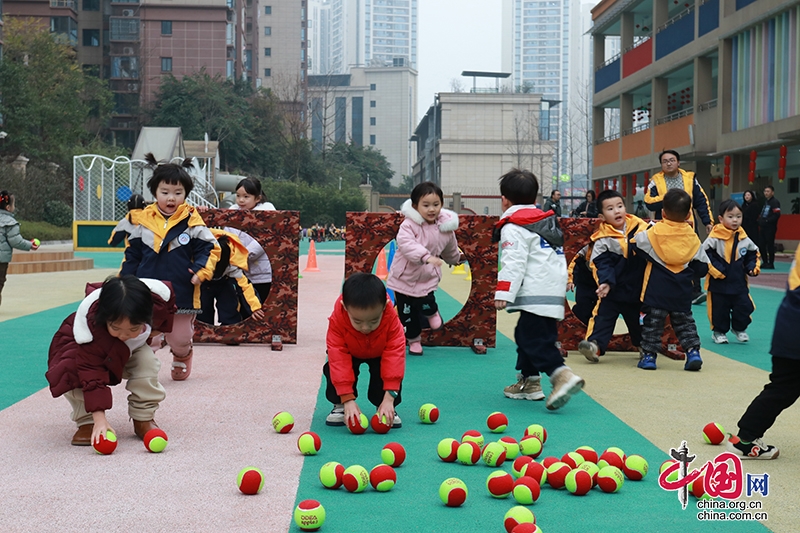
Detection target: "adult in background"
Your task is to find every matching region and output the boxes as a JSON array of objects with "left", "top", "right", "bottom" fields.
[
  {"left": 645, "top": 150, "right": 714, "bottom": 304},
  {"left": 572, "top": 190, "right": 598, "bottom": 218},
  {"left": 758, "top": 185, "right": 781, "bottom": 269},
  {"left": 543, "top": 190, "right": 562, "bottom": 217},
  {"left": 740, "top": 190, "right": 760, "bottom": 244}
]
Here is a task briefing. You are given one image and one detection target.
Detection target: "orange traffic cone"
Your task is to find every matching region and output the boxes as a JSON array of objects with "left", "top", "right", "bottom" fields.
[
  {"left": 375, "top": 247, "right": 389, "bottom": 280},
  {"left": 303, "top": 240, "right": 321, "bottom": 272}
]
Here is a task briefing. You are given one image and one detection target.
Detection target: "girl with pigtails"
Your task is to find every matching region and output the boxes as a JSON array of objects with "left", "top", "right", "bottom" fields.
[{"left": 120, "top": 153, "right": 220, "bottom": 382}]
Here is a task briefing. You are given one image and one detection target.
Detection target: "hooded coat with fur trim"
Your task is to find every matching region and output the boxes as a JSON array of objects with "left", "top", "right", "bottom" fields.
[
  {"left": 386, "top": 199, "right": 461, "bottom": 298},
  {"left": 45, "top": 280, "right": 176, "bottom": 413}
]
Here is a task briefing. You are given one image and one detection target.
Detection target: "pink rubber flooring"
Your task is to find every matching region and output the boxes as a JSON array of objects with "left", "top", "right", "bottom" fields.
[{"left": 0, "top": 254, "right": 343, "bottom": 533}]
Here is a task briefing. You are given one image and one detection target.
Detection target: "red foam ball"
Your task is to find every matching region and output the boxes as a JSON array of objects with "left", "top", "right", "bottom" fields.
[
  {"left": 369, "top": 464, "right": 397, "bottom": 491},
  {"left": 381, "top": 442, "right": 406, "bottom": 467},
  {"left": 598, "top": 450, "right": 625, "bottom": 470},
  {"left": 370, "top": 413, "right": 392, "bottom": 434},
  {"left": 522, "top": 461, "right": 547, "bottom": 486},
  {"left": 512, "top": 476, "right": 541, "bottom": 504},
  {"left": 93, "top": 431, "right": 118, "bottom": 455},
  {"left": 575, "top": 446, "right": 598, "bottom": 464},
  {"left": 546, "top": 462, "right": 571, "bottom": 490},
  {"left": 347, "top": 413, "right": 369, "bottom": 435},
  {"left": 487, "top": 471, "right": 515, "bottom": 498},
  {"left": 487, "top": 411, "right": 509, "bottom": 433},
  {"left": 702, "top": 422, "right": 725, "bottom": 445},
  {"left": 565, "top": 468, "right": 593, "bottom": 495}
]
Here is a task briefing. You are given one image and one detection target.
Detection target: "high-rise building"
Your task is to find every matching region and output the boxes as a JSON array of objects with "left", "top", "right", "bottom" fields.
[
  {"left": 308, "top": 65, "right": 417, "bottom": 181},
  {"left": 308, "top": 0, "right": 332, "bottom": 75},
  {"left": 502, "top": 0, "right": 572, "bottom": 182},
  {"left": 255, "top": 0, "right": 308, "bottom": 95},
  {"left": 316, "top": 0, "right": 416, "bottom": 75}
]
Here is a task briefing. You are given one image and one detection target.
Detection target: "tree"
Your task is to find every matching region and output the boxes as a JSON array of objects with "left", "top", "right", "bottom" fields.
[
  {"left": 325, "top": 143, "right": 394, "bottom": 193},
  {"left": 0, "top": 19, "right": 113, "bottom": 166},
  {"left": 149, "top": 69, "right": 253, "bottom": 171}
]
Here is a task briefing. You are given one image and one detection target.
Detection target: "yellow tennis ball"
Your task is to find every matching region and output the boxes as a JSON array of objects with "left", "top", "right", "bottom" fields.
[
  {"left": 342, "top": 465, "right": 370, "bottom": 493},
  {"left": 419, "top": 403, "right": 440, "bottom": 423},
  {"left": 482, "top": 441, "right": 508, "bottom": 467},
  {"left": 297, "top": 431, "right": 322, "bottom": 455},
  {"left": 319, "top": 461, "right": 345, "bottom": 489},
  {"left": 294, "top": 499, "right": 325, "bottom": 531},
  {"left": 439, "top": 477, "right": 468, "bottom": 506},
  {"left": 504, "top": 505, "right": 535, "bottom": 533},
  {"left": 271, "top": 411, "right": 294, "bottom": 433}
]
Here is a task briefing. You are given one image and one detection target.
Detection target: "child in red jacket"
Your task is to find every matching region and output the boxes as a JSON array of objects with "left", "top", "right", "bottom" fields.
[
  {"left": 322, "top": 273, "right": 406, "bottom": 428},
  {"left": 46, "top": 276, "right": 176, "bottom": 446}
]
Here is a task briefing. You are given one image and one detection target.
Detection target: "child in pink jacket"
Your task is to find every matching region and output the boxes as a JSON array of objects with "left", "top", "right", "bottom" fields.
[{"left": 386, "top": 182, "right": 463, "bottom": 355}]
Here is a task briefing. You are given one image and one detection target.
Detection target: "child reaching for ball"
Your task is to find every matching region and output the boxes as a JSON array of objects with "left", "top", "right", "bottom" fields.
[
  {"left": 0, "top": 190, "right": 39, "bottom": 307},
  {"left": 46, "top": 276, "right": 176, "bottom": 446},
  {"left": 322, "top": 273, "right": 406, "bottom": 428},
  {"left": 386, "top": 182, "right": 463, "bottom": 356},
  {"left": 120, "top": 153, "right": 220, "bottom": 381}
]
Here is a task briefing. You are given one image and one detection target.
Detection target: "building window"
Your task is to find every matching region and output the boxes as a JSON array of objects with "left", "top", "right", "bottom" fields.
[
  {"left": 370, "top": 100, "right": 376, "bottom": 108},
  {"left": 82, "top": 29, "right": 100, "bottom": 47},
  {"left": 265, "top": 6, "right": 272, "bottom": 15},
  {"left": 161, "top": 21, "right": 172, "bottom": 36},
  {"left": 352, "top": 97, "right": 363, "bottom": 146},
  {"left": 370, "top": 83, "right": 376, "bottom": 90},
  {"left": 161, "top": 57, "right": 172, "bottom": 72},
  {"left": 370, "top": 117, "right": 376, "bottom": 126},
  {"left": 83, "top": 0, "right": 100, "bottom": 11},
  {"left": 370, "top": 134, "right": 376, "bottom": 145},
  {"left": 264, "top": 68, "right": 271, "bottom": 77},
  {"left": 245, "top": 50, "right": 252, "bottom": 71},
  {"left": 264, "top": 27, "right": 272, "bottom": 36},
  {"left": 264, "top": 47, "right": 271, "bottom": 57},
  {"left": 246, "top": 22, "right": 253, "bottom": 34}
]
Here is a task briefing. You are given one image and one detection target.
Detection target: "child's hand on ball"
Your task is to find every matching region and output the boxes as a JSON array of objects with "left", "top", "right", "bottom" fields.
[{"left": 343, "top": 400, "right": 362, "bottom": 427}]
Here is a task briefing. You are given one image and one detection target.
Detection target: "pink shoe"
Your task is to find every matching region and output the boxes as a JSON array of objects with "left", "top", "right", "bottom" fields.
[
  {"left": 427, "top": 312, "right": 443, "bottom": 330},
  {"left": 171, "top": 349, "right": 193, "bottom": 381},
  {"left": 408, "top": 337, "right": 423, "bottom": 356}
]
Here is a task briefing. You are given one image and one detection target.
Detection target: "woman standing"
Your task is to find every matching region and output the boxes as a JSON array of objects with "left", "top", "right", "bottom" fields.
[
  {"left": 741, "top": 189, "right": 760, "bottom": 244},
  {"left": 572, "top": 190, "right": 598, "bottom": 218}
]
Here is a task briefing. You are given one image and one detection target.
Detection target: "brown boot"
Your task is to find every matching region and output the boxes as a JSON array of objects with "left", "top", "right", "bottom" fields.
[
  {"left": 171, "top": 349, "right": 193, "bottom": 381},
  {"left": 133, "top": 420, "right": 159, "bottom": 440},
  {"left": 71, "top": 424, "right": 94, "bottom": 446}
]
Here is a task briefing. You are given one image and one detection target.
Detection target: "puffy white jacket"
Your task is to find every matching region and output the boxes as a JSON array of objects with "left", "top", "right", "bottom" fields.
[
  {"left": 495, "top": 204, "right": 567, "bottom": 320},
  {"left": 225, "top": 202, "right": 276, "bottom": 284}
]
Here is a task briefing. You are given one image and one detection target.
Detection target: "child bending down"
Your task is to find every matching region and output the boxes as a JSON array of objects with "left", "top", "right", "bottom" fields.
[
  {"left": 725, "top": 247, "right": 800, "bottom": 460},
  {"left": 121, "top": 153, "right": 220, "bottom": 381},
  {"left": 703, "top": 199, "right": 760, "bottom": 345},
  {"left": 323, "top": 273, "right": 406, "bottom": 428},
  {"left": 632, "top": 189, "right": 709, "bottom": 371},
  {"left": 46, "top": 276, "right": 176, "bottom": 446},
  {"left": 494, "top": 169, "right": 585, "bottom": 411},
  {"left": 386, "top": 182, "right": 463, "bottom": 356}
]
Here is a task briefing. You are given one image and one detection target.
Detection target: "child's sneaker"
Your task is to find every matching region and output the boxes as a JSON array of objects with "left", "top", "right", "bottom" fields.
[
  {"left": 732, "top": 330, "right": 749, "bottom": 343},
  {"left": 408, "top": 337, "right": 423, "bottom": 356},
  {"left": 325, "top": 404, "right": 345, "bottom": 426},
  {"left": 712, "top": 331, "right": 729, "bottom": 344},
  {"left": 684, "top": 349, "right": 703, "bottom": 371},
  {"left": 725, "top": 434, "right": 779, "bottom": 459},
  {"left": 578, "top": 340, "right": 599, "bottom": 363},
  {"left": 637, "top": 353, "right": 657, "bottom": 370},
  {"left": 503, "top": 374, "right": 544, "bottom": 401},
  {"left": 392, "top": 414, "right": 402, "bottom": 428},
  {"left": 545, "top": 367, "right": 584, "bottom": 410},
  {"left": 427, "top": 312, "right": 443, "bottom": 330}
]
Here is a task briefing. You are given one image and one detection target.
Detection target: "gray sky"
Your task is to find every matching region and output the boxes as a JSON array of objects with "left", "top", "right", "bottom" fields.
[{"left": 417, "top": 0, "right": 502, "bottom": 119}]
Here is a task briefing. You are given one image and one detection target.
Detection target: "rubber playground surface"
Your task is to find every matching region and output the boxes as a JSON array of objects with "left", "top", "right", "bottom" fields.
[{"left": 0, "top": 243, "right": 796, "bottom": 533}]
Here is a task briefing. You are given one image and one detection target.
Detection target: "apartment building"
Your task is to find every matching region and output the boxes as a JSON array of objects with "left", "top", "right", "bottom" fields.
[
  {"left": 412, "top": 92, "right": 557, "bottom": 215},
  {"left": 308, "top": 65, "right": 416, "bottom": 181},
  {"left": 591, "top": 0, "right": 800, "bottom": 208},
  {"left": 255, "top": 0, "right": 307, "bottom": 96}
]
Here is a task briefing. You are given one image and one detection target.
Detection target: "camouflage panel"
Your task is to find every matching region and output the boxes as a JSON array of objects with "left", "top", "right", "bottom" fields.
[
  {"left": 346, "top": 212, "right": 498, "bottom": 349},
  {"left": 194, "top": 209, "right": 300, "bottom": 344}
]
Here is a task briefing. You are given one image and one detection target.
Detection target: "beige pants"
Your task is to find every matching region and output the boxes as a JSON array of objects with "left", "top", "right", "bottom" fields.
[{"left": 64, "top": 344, "right": 166, "bottom": 427}]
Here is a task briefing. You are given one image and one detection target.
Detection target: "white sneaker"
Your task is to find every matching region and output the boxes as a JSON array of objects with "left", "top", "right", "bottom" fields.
[
  {"left": 712, "top": 331, "right": 729, "bottom": 344},
  {"left": 546, "top": 367, "right": 585, "bottom": 411},
  {"left": 393, "top": 414, "right": 402, "bottom": 428},
  {"left": 325, "top": 404, "right": 345, "bottom": 426},
  {"left": 732, "top": 330, "right": 749, "bottom": 343}
]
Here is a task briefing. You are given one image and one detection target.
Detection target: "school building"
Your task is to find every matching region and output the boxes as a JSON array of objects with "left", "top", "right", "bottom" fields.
[{"left": 591, "top": 0, "right": 800, "bottom": 247}]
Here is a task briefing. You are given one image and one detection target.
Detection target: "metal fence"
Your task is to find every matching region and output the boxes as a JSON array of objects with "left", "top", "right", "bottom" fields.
[{"left": 73, "top": 154, "right": 215, "bottom": 222}]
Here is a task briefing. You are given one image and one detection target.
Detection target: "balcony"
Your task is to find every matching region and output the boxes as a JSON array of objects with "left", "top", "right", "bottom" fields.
[
  {"left": 622, "top": 37, "right": 652, "bottom": 78},
  {"left": 655, "top": 7, "right": 695, "bottom": 60},
  {"left": 595, "top": 55, "right": 621, "bottom": 93},
  {"left": 698, "top": 0, "right": 719, "bottom": 36},
  {"left": 109, "top": 17, "right": 139, "bottom": 41},
  {"left": 50, "top": 0, "right": 76, "bottom": 8}
]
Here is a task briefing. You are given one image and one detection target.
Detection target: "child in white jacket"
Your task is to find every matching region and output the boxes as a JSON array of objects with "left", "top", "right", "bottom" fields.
[
  {"left": 494, "top": 169, "right": 585, "bottom": 411},
  {"left": 386, "top": 182, "right": 463, "bottom": 356}
]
